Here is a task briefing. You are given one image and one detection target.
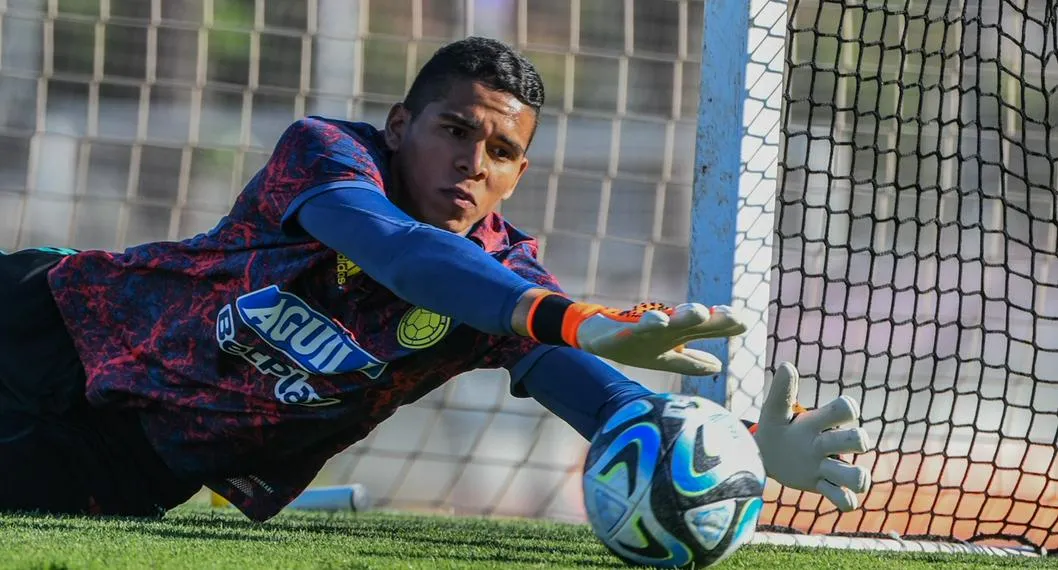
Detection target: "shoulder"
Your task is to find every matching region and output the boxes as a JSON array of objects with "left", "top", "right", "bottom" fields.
[
  {"left": 470, "top": 212, "right": 540, "bottom": 256},
  {"left": 268, "top": 116, "right": 389, "bottom": 187},
  {"left": 478, "top": 214, "right": 563, "bottom": 292},
  {"left": 276, "top": 117, "right": 386, "bottom": 160}
]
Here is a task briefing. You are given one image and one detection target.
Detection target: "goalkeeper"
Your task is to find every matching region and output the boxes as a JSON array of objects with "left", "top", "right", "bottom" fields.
[{"left": 0, "top": 37, "right": 871, "bottom": 520}]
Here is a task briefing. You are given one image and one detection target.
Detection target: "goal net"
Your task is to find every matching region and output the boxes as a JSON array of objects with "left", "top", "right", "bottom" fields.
[{"left": 768, "top": 0, "right": 1058, "bottom": 553}]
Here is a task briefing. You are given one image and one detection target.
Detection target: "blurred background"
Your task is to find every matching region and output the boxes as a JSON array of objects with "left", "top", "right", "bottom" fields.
[
  {"left": 0, "top": 0, "right": 717, "bottom": 521},
  {"left": 0, "top": 0, "right": 704, "bottom": 302}
]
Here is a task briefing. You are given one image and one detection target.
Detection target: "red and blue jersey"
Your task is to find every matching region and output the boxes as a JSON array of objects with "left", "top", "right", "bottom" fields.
[{"left": 46, "top": 117, "right": 561, "bottom": 520}]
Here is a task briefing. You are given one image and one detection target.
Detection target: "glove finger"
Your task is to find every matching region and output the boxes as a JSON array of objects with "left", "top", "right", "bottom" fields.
[
  {"left": 705, "top": 305, "right": 748, "bottom": 336},
  {"left": 798, "top": 395, "right": 860, "bottom": 432},
  {"left": 759, "top": 361, "right": 799, "bottom": 425},
  {"left": 668, "top": 303, "right": 710, "bottom": 328},
  {"left": 815, "top": 427, "right": 871, "bottom": 456},
  {"left": 678, "top": 306, "right": 747, "bottom": 339},
  {"left": 666, "top": 305, "right": 724, "bottom": 344},
  {"left": 820, "top": 457, "right": 872, "bottom": 494},
  {"left": 658, "top": 348, "right": 722, "bottom": 376},
  {"left": 816, "top": 479, "right": 859, "bottom": 512},
  {"left": 632, "top": 309, "right": 670, "bottom": 333},
  {"left": 669, "top": 323, "right": 745, "bottom": 347}
]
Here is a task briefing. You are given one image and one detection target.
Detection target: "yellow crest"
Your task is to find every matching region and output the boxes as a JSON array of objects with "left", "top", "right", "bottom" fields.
[{"left": 397, "top": 307, "right": 452, "bottom": 349}]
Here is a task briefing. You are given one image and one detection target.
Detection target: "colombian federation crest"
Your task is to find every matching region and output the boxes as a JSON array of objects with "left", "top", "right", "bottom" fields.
[{"left": 397, "top": 307, "right": 452, "bottom": 349}]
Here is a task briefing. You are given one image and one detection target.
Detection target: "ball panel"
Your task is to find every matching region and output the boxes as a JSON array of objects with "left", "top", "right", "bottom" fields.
[
  {"left": 583, "top": 416, "right": 666, "bottom": 542},
  {"left": 585, "top": 422, "right": 663, "bottom": 502},
  {"left": 600, "top": 397, "right": 654, "bottom": 435},
  {"left": 682, "top": 499, "right": 736, "bottom": 551},
  {"left": 730, "top": 497, "right": 763, "bottom": 548},
  {"left": 692, "top": 497, "right": 764, "bottom": 566},
  {"left": 608, "top": 505, "right": 695, "bottom": 568},
  {"left": 584, "top": 483, "right": 631, "bottom": 536}
]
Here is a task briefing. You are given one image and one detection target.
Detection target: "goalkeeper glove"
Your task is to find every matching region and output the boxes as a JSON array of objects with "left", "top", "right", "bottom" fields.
[
  {"left": 525, "top": 293, "right": 746, "bottom": 375},
  {"left": 750, "top": 362, "right": 873, "bottom": 512}
]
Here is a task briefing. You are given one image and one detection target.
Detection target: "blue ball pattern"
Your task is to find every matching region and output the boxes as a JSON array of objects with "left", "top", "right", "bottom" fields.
[{"left": 583, "top": 394, "right": 767, "bottom": 569}]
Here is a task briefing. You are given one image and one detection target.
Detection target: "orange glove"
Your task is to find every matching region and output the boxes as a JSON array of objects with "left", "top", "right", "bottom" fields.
[{"left": 526, "top": 293, "right": 746, "bottom": 375}]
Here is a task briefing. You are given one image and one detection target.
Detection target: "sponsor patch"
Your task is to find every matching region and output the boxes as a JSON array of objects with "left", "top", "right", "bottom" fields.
[{"left": 235, "top": 285, "right": 386, "bottom": 378}]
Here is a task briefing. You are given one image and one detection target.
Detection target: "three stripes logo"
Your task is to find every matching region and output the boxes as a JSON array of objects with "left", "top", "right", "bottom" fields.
[{"left": 336, "top": 253, "right": 361, "bottom": 286}]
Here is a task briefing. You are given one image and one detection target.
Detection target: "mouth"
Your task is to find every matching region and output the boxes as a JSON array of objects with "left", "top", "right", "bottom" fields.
[{"left": 439, "top": 186, "right": 476, "bottom": 209}]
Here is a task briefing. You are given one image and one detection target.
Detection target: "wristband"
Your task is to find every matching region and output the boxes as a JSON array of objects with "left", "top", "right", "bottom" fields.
[{"left": 526, "top": 293, "right": 576, "bottom": 346}]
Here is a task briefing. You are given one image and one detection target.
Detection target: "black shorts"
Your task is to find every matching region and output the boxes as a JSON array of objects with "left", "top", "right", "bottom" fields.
[
  {"left": 0, "top": 247, "right": 86, "bottom": 415},
  {"left": 0, "top": 248, "right": 199, "bottom": 516}
]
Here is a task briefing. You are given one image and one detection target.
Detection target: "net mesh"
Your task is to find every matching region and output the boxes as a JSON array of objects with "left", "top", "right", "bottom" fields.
[
  {"left": 769, "top": 0, "right": 1058, "bottom": 550},
  {"left": 728, "top": 0, "right": 787, "bottom": 422}
]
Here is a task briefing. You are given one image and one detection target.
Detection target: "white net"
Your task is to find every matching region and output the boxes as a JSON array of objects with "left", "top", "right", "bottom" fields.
[
  {"left": 727, "top": 0, "right": 787, "bottom": 421},
  {"left": 765, "top": 0, "right": 1058, "bottom": 551},
  {"left": 0, "top": 0, "right": 716, "bottom": 521}
]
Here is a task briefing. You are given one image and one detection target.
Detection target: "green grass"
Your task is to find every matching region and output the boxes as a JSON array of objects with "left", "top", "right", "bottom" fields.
[{"left": 0, "top": 506, "right": 1054, "bottom": 569}]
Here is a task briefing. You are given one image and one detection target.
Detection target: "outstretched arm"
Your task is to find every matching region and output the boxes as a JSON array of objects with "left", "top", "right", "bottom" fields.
[
  {"left": 510, "top": 345, "right": 654, "bottom": 439},
  {"left": 295, "top": 187, "right": 537, "bottom": 336},
  {"left": 511, "top": 346, "right": 873, "bottom": 512},
  {"left": 294, "top": 187, "right": 745, "bottom": 376}
]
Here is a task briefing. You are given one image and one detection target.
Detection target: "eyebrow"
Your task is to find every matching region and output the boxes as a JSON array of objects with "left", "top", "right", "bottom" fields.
[
  {"left": 438, "top": 111, "right": 526, "bottom": 158},
  {"left": 438, "top": 111, "right": 483, "bottom": 131}
]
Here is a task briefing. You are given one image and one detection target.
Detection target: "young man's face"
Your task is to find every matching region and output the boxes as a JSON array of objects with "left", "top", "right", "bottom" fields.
[{"left": 384, "top": 79, "right": 535, "bottom": 234}]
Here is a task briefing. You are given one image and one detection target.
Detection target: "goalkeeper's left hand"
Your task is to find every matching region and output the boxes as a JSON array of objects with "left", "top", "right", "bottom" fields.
[
  {"left": 522, "top": 292, "right": 747, "bottom": 376},
  {"left": 752, "top": 362, "right": 873, "bottom": 512}
]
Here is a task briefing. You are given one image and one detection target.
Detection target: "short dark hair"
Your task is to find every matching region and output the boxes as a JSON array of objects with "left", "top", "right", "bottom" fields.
[{"left": 403, "top": 36, "right": 545, "bottom": 121}]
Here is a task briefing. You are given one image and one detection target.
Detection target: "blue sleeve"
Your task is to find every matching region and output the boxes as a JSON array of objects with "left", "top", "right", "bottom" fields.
[
  {"left": 511, "top": 346, "right": 655, "bottom": 440},
  {"left": 292, "top": 186, "right": 538, "bottom": 336}
]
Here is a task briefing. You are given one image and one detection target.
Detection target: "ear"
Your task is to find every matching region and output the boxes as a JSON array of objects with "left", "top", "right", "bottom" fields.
[
  {"left": 502, "top": 157, "right": 530, "bottom": 200},
  {"left": 384, "top": 103, "right": 411, "bottom": 151}
]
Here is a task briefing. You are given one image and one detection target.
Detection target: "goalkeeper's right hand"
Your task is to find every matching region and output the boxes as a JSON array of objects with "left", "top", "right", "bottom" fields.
[
  {"left": 751, "top": 362, "right": 873, "bottom": 512},
  {"left": 522, "top": 292, "right": 746, "bottom": 375}
]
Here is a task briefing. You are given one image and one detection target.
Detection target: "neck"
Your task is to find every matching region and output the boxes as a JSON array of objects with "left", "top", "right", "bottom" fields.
[{"left": 385, "top": 152, "right": 415, "bottom": 218}]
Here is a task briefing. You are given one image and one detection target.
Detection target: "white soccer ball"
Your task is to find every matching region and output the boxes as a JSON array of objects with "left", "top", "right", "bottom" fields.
[{"left": 583, "top": 393, "right": 766, "bottom": 568}]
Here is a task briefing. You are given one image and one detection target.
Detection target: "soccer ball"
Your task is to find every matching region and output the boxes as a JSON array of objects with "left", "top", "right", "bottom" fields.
[{"left": 582, "top": 393, "right": 766, "bottom": 568}]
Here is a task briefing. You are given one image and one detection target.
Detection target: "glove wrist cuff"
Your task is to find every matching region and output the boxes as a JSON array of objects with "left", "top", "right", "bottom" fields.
[
  {"left": 526, "top": 293, "right": 576, "bottom": 346},
  {"left": 742, "top": 419, "right": 759, "bottom": 434}
]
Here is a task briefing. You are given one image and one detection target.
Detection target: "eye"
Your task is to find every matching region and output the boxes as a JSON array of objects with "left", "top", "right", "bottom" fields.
[
  {"left": 443, "top": 125, "right": 467, "bottom": 139},
  {"left": 492, "top": 147, "right": 513, "bottom": 161}
]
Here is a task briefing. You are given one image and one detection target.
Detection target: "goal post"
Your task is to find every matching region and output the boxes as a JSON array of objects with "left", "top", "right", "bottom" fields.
[
  {"left": 690, "top": 0, "right": 1057, "bottom": 554},
  {"left": 682, "top": 0, "right": 752, "bottom": 406}
]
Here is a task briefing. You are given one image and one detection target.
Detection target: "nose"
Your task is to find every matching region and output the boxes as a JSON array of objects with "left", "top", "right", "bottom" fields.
[{"left": 454, "top": 140, "right": 488, "bottom": 180}]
